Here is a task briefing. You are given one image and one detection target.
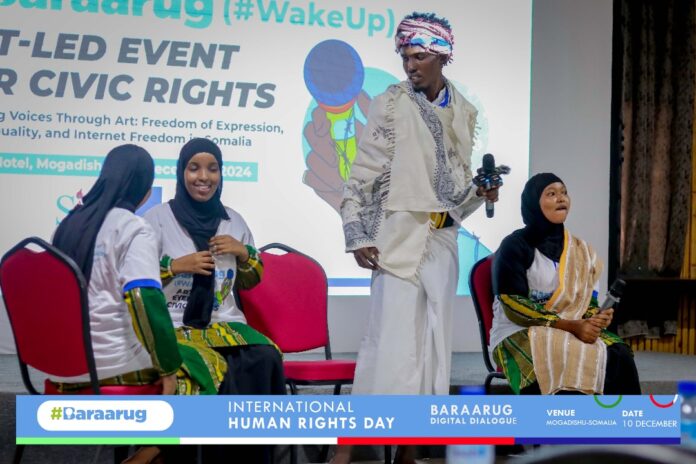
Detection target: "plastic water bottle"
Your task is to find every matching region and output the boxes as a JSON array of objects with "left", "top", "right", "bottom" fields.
[
  {"left": 446, "top": 444, "right": 495, "bottom": 464},
  {"left": 679, "top": 380, "right": 696, "bottom": 448},
  {"left": 446, "top": 385, "right": 495, "bottom": 464}
]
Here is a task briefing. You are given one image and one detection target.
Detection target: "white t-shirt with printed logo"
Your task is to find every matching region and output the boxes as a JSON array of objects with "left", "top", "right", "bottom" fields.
[
  {"left": 51, "top": 208, "right": 162, "bottom": 382},
  {"left": 144, "top": 203, "right": 252, "bottom": 327}
]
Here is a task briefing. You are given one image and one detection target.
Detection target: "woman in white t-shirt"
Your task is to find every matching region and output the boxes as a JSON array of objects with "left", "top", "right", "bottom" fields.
[
  {"left": 145, "top": 138, "right": 284, "bottom": 397},
  {"left": 51, "top": 144, "right": 226, "bottom": 397}
]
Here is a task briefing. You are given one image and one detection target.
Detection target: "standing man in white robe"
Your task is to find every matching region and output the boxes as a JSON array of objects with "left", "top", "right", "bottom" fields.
[{"left": 335, "top": 12, "right": 500, "bottom": 463}]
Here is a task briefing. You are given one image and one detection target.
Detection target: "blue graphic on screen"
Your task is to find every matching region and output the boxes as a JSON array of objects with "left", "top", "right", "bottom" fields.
[
  {"left": 301, "top": 40, "right": 491, "bottom": 295},
  {"left": 302, "top": 40, "right": 369, "bottom": 211}
]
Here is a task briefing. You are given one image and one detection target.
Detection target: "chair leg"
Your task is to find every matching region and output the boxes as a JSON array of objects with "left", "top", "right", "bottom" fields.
[
  {"left": 13, "top": 445, "right": 25, "bottom": 464},
  {"left": 288, "top": 381, "right": 298, "bottom": 395},
  {"left": 485, "top": 373, "right": 494, "bottom": 394},
  {"left": 333, "top": 383, "right": 342, "bottom": 395},
  {"left": 384, "top": 444, "right": 391, "bottom": 464}
]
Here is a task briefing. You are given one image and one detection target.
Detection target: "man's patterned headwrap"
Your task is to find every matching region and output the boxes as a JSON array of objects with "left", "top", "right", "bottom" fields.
[{"left": 395, "top": 14, "right": 454, "bottom": 63}]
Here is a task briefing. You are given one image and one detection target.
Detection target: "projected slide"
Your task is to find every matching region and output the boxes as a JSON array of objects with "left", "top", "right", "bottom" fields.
[{"left": 0, "top": 0, "right": 532, "bottom": 296}]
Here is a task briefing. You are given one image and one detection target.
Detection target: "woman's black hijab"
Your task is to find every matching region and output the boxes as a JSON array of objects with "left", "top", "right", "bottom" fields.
[
  {"left": 169, "top": 138, "right": 229, "bottom": 328},
  {"left": 53, "top": 144, "right": 154, "bottom": 281},
  {"left": 520, "top": 172, "right": 565, "bottom": 260},
  {"left": 493, "top": 173, "right": 566, "bottom": 296}
]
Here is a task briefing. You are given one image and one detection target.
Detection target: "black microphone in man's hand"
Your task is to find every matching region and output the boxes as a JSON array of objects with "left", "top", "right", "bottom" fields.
[
  {"left": 598, "top": 279, "right": 626, "bottom": 312},
  {"left": 481, "top": 154, "right": 496, "bottom": 218},
  {"left": 473, "top": 153, "right": 510, "bottom": 218}
]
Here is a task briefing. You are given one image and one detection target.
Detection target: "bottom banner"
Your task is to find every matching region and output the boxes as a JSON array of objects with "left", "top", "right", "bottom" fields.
[{"left": 16, "top": 395, "right": 682, "bottom": 445}]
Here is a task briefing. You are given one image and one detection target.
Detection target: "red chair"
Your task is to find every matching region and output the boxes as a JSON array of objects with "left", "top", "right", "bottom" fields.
[
  {"left": 238, "top": 243, "right": 356, "bottom": 394},
  {"left": 238, "top": 243, "right": 367, "bottom": 464},
  {"left": 469, "top": 255, "right": 508, "bottom": 393},
  {"left": 0, "top": 237, "right": 161, "bottom": 464}
]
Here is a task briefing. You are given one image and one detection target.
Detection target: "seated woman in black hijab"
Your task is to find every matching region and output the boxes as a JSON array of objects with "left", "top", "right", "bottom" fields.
[
  {"left": 490, "top": 173, "right": 640, "bottom": 395},
  {"left": 51, "top": 144, "right": 226, "bottom": 397},
  {"left": 144, "top": 138, "right": 284, "bottom": 396}
]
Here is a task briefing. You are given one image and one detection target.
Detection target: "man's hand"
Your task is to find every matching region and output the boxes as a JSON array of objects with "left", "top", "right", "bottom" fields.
[
  {"left": 171, "top": 251, "right": 215, "bottom": 276},
  {"left": 476, "top": 185, "right": 499, "bottom": 202},
  {"left": 353, "top": 247, "right": 380, "bottom": 270}
]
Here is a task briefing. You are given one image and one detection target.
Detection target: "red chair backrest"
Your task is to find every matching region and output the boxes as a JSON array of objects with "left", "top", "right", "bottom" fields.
[
  {"left": 239, "top": 244, "right": 328, "bottom": 353},
  {"left": 0, "top": 238, "right": 93, "bottom": 377},
  {"left": 470, "top": 255, "right": 495, "bottom": 346}
]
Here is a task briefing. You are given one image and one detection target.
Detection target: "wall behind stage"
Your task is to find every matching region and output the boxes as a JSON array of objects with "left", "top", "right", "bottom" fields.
[
  {"left": 529, "top": 0, "right": 613, "bottom": 291},
  {"left": 329, "top": 0, "right": 615, "bottom": 353},
  {"left": 0, "top": 0, "right": 612, "bottom": 354}
]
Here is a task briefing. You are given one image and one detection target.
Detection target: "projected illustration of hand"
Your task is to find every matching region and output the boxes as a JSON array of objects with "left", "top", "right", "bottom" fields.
[
  {"left": 302, "top": 90, "right": 371, "bottom": 212},
  {"left": 303, "top": 40, "right": 369, "bottom": 213}
]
